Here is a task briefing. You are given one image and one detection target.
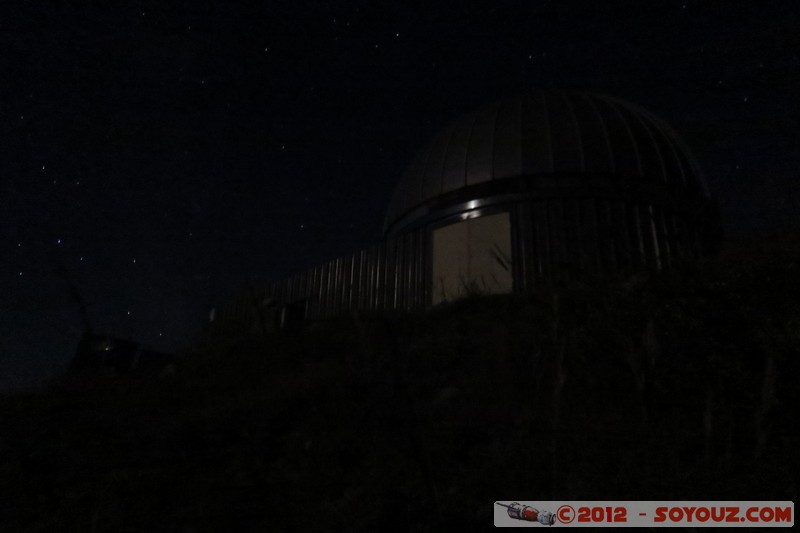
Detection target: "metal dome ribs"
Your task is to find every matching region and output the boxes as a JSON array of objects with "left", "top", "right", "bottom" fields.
[
  {"left": 210, "top": 89, "right": 721, "bottom": 334},
  {"left": 383, "top": 90, "right": 711, "bottom": 236}
]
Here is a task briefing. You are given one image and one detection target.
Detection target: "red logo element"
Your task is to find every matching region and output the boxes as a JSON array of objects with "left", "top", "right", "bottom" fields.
[
  {"left": 557, "top": 505, "right": 576, "bottom": 524},
  {"left": 522, "top": 506, "right": 538, "bottom": 521}
]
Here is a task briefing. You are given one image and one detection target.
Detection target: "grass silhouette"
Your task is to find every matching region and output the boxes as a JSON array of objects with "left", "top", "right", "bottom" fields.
[{"left": 1, "top": 232, "right": 798, "bottom": 531}]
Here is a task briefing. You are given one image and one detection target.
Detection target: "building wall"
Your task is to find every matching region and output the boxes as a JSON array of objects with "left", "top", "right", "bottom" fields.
[
  {"left": 511, "top": 196, "right": 704, "bottom": 290},
  {"left": 431, "top": 212, "right": 513, "bottom": 304},
  {"left": 211, "top": 227, "right": 428, "bottom": 335},
  {"left": 210, "top": 192, "right": 711, "bottom": 336}
]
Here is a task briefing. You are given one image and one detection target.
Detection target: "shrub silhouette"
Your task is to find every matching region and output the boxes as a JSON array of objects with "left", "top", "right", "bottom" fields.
[{"left": 1, "top": 232, "right": 798, "bottom": 530}]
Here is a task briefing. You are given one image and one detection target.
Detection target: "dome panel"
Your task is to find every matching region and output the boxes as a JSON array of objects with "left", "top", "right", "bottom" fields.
[
  {"left": 466, "top": 102, "right": 500, "bottom": 187},
  {"left": 492, "top": 95, "right": 523, "bottom": 181},
  {"left": 401, "top": 147, "right": 428, "bottom": 214},
  {"left": 615, "top": 104, "right": 666, "bottom": 184},
  {"left": 421, "top": 125, "right": 453, "bottom": 200},
  {"left": 591, "top": 97, "right": 640, "bottom": 179},
  {"left": 441, "top": 111, "right": 477, "bottom": 194},
  {"left": 571, "top": 93, "right": 615, "bottom": 174},
  {"left": 520, "top": 91, "right": 554, "bottom": 175},
  {"left": 645, "top": 117, "right": 684, "bottom": 187},
  {"left": 384, "top": 89, "right": 711, "bottom": 235},
  {"left": 548, "top": 91, "right": 584, "bottom": 173}
]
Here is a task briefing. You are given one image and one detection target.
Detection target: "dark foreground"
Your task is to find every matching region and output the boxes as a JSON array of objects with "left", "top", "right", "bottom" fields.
[{"left": 2, "top": 233, "right": 798, "bottom": 531}]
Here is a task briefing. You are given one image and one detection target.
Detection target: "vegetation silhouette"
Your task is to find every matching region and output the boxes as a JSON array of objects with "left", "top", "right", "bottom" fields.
[{"left": 1, "top": 232, "right": 798, "bottom": 531}]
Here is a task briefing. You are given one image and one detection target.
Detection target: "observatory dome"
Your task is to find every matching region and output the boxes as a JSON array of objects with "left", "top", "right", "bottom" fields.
[
  {"left": 384, "top": 90, "right": 712, "bottom": 236},
  {"left": 213, "top": 89, "right": 722, "bottom": 332}
]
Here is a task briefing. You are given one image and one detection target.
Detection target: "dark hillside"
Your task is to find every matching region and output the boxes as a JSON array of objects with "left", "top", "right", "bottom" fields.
[{"left": 2, "top": 233, "right": 798, "bottom": 531}]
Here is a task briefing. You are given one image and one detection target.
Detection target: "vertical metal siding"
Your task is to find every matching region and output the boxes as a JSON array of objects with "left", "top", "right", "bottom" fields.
[
  {"left": 398, "top": 235, "right": 406, "bottom": 309},
  {"left": 342, "top": 254, "right": 353, "bottom": 312},
  {"left": 332, "top": 258, "right": 342, "bottom": 316},
  {"left": 366, "top": 246, "right": 376, "bottom": 311},
  {"left": 611, "top": 200, "right": 630, "bottom": 273},
  {"left": 637, "top": 204, "right": 657, "bottom": 270},
  {"left": 377, "top": 244, "right": 386, "bottom": 310},
  {"left": 534, "top": 200, "right": 550, "bottom": 281},
  {"left": 376, "top": 244, "right": 385, "bottom": 310},
  {"left": 563, "top": 198, "right": 581, "bottom": 278},
  {"left": 317, "top": 263, "right": 326, "bottom": 316},
  {"left": 357, "top": 249, "right": 367, "bottom": 310},
  {"left": 656, "top": 206, "right": 672, "bottom": 270},
  {"left": 390, "top": 236, "right": 399, "bottom": 310},
  {"left": 311, "top": 265, "right": 322, "bottom": 319},
  {"left": 647, "top": 204, "right": 663, "bottom": 271},
  {"left": 286, "top": 275, "right": 295, "bottom": 304},
  {"left": 215, "top": 194, "right": 711, "bottom": 336},
  {"left": 513, "top": 202, "right": 533, "bottom": 293},
  {"left": 415, "top": 229, "right": 425, "bottom": 308},
  {"left": 319, "top": 263, "right": 329, "bottom": 316},
  {"left": 380, "top": 239, "right": 391, "bottom": 311},
  {"left": 391, "top": 237, "right": 398, "bottom": 309},
  {"left": 596, "top": 199, "right": 617, "bottom": 276},
  {"left": 670, "top": 210, "right": 684, "bottom": 262},
  {"left": 629, "top": 202, "right": 647, "bottom": 270},
  {"left": 323, "top": 261, "right": 333, "bottom": 316},
  {"left": 277, "top": 278, "right": 287, "bottom": 309},
  {"left": 549, "top": 199, "right": 567, "bottom": 282}
]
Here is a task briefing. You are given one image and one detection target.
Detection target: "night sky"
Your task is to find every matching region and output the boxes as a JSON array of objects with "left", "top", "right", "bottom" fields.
[{"left": 3, "top": 1, "right": 799, "bottom": 391}]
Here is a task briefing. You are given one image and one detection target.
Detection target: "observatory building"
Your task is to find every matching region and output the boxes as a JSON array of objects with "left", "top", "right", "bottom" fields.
[{"left": 212, "top": 89, "right": 720, "bottom": 333}]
